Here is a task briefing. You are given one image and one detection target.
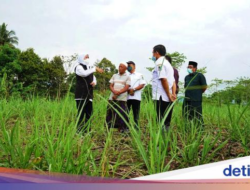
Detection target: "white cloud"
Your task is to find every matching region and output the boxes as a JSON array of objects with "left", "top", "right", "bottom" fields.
[{"left": 0, "top": 0, "right": 250, "bottom": 84}]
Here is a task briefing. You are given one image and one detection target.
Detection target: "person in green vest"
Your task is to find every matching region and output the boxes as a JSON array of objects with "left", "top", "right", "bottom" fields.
[{"left": 183, "top": 61, "right": 207, "bottom": 125}]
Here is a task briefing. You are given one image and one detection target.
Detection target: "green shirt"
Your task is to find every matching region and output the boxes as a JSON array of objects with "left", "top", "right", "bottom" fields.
[{"left": 184, "top": 72, "right": 207, "bottom": 101}]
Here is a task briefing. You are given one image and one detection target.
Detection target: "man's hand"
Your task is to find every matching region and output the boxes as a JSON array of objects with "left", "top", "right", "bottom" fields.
[
  {"left": 90, "top": 81, "right": 96, "bottom": 87},
  {"left": 172, "top": 93, "right": 177, "bottom": 101},
  {"left": 116, "top": 91, "right": 122, "bottom": 96},
  {"left": 112, "top": 95, "right": 117, "bottom": 100},
  {"left": 167, "top": 93, "right": 175, "bottom": 102},
  {"left": 128, "top": 89, "right": 134, "bottom": 96},
  {"left": 113, "top": 90, "right": 120, "bottom": 95},
  {"left": 96, "top": 67, "right": 104, "bottom": 73}
]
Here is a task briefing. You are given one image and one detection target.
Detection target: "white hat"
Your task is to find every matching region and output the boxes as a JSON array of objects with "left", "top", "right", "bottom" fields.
[{"left": 119, "top": 62, "right": 128, "bottom": 67}]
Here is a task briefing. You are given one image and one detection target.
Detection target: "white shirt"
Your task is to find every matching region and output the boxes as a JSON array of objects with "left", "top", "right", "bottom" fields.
[
  {"left": 75, "top": 63, "right": 97, "bottom": 101},
  {"left": 127, "top": 72, "right": 146, "bottom": 101},
  {"left": 152, "top": 56, "right": 175, "bottom": 102},
  {"left": 75, "top": 64, "right": 96, "bottom": 78}
]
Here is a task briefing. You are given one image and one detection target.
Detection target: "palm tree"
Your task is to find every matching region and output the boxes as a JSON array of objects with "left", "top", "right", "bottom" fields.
[{"left": 0, "top": 23, "right": 19, "bottom": 46}]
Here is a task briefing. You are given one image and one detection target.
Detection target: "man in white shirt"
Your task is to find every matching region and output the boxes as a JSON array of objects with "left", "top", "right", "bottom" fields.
[
  {"left": 126, "top": 61, "right": 146, "bottom": 129},
  {"left": 151, "top": 45, "right": 176, "bottom": 130},
  {"left": 75, "top": 53, "right": 103, "bottom": 134}
]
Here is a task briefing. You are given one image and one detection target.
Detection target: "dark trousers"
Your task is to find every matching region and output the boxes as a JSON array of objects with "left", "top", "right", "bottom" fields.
[
  {"left": 76, "top": 99, "right": 93, "bottom": 133},
  {"left": 156, "top": 96, "right": 173, "bottom": 130},
  {"left": 106, "top": 100, "right": 129, "bottom": 131},
  {"left": 182, "top": 100, "right": 203, "bottom": 124},
  {"left": 127, "top": 100, "right": 141, "bottom": 129}
]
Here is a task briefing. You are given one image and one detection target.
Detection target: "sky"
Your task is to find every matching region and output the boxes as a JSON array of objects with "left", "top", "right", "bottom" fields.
[{"left": 1, "top": 0, "right": 250, "bottom": 87}]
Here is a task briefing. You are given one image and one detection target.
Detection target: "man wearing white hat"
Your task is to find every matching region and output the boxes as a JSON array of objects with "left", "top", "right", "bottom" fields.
[{"left": 105, "top": 62, "right": 131, "bottom": 133}]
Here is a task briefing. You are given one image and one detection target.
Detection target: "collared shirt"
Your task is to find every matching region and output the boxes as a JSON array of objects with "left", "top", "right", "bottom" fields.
[
  {"left": 109, "top": 72, "right": 131, "bottom": 101},
  {"left": 152, "top": 56, "right": 175, "bottom": 102},
  {"left": 184, "top": 72, "right": 207, "bottom": 101},
  {"left": 127, "top": 72, "right": 146, "bottom": 101}
]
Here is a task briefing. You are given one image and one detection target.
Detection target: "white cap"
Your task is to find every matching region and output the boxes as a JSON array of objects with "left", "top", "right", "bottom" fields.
[{"left": 119, "top": 62, "right": 128, "bottom": 67}]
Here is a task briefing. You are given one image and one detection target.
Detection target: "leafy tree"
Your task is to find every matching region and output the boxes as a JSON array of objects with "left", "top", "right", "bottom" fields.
[
  {"left": 197, "top": 66, "right": 207, "bottom": 75},
  {"left": 66, "top": 73, "right": 76, "bottom": 93},
  {"left": 167, "top": 51, "right": 186, "bottom": 70},
  {"left": 0, "top": 44, "right": 21, "bottom": 97},
  {"left": 62, "top": 53, "right": 78, "bottom": 74},
  {"left": 44, "top": 56, "right": 68, "bottom": 98},
  {"left": 17, "top": 48, "right": 48, "bottom": 95},
  {"left": 208, "top": 77, "right": 250, "bottom": 105},
  {"left": 0, "top": 23, "right": 18, "bottom": 46},
  {"left": 94, "top": 58, "right": 117, "bottom": 92}
]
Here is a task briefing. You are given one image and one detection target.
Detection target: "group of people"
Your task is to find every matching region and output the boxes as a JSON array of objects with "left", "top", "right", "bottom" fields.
[{"left": 74, "top": 44, "right": 207, "bottom": 134}]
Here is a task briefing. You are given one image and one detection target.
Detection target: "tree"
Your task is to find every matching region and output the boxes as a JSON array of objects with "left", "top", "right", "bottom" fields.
[
  {"left": 94, "top": 58, "right": 117, "bottom": 92},
  {"left": 167, "top": 51, "right": 186, "bottom": 70},
  {"left": 208, "top": 77, "right": 250, "bottom": 105},
  {"left": 0, "top": 44, "right": 21, "bottom": 97},
  {"left": 197, "top": 66, "right": 207, "bottom": 75},
  {"left": 62, "top": 53, "right": 78, "bottom": 74},
  {"left": 66, "top": 73, "right": 76, "bottom": 94},
  {"left": 17, "top": 48, "right": 48, "bottom": 95},
  {"left": 210, "top": 78, "right": 223, "bottom": 106},
  {"left": 44, "top": 56, "right": 68, "bottom": 98},
  {"left": 0, "top": 23, "right": 19, "bottom": 46}
]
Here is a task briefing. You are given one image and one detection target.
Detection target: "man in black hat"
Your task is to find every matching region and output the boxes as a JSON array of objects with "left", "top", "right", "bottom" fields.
[{"left": 183, "top": 61, "right": 207, "bottom": 124}]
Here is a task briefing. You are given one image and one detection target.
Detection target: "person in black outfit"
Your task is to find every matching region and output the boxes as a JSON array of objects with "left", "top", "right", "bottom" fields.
[
  {"left": 75, "top": 54, "right": 103, "bottom": 134},
  {"left": 151, "top": 45, "right": 177, "bottom": 131},
  {"left": 183, "top": 61, "right": 207, "bottom": 125}
]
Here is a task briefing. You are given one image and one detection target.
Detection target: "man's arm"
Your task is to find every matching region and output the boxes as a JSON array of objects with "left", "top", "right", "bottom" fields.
[
  {"left": 161, "top": 78, "right": 173, "bottom": 102},
  {"left": 135, "top": 84, "right": 145, "bottom": 91},
  {"left": 118, "top": 85, "right": 130, "bottom": 95},
  {"left": 110, "top": 83, "right": 119, "bottom": 95},
  {"left": 129, "top": 84, "right": 145, "bottom": 94},
  {"left": 200, "top": 74, "right": 208, "bottom": 93},
  {"left": 202, "top": 87, "right": 207, "bottom": 93},
  {"left": 159, "top": 64, "right": 175, "bottom": 102}
]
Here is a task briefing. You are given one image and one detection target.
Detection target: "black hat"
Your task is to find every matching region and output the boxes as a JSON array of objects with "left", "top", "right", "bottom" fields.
[
  {"left": 189, "top": 61, "right": 198, "bottom": 67},
  {"left": 127, "top": 61, "right": 135, "bottom": 65}
]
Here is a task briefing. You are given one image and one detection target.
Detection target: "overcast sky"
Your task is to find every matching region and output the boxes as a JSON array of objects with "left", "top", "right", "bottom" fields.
[{"left": 1, "top": 0, "right": 250, "bottom": 86}]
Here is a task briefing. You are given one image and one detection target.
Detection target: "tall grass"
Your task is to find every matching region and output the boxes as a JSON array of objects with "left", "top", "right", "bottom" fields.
[{"left": 0, "top": 91, "right": 249, "bottom": 178}]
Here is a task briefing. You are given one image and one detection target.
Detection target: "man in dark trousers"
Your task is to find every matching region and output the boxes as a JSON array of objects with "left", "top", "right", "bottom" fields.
[
  {"left": 151, "top": 45, "right": 176, "bottom": 131},
  {"left": 75, "top": 53, "right": 103, "bottom": 134},
  {"left": 127, "top": 61, "right": 146, "bottom": 129},
  {"left": 183, "top": 61, "right": 207, "bottom": 125}
]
